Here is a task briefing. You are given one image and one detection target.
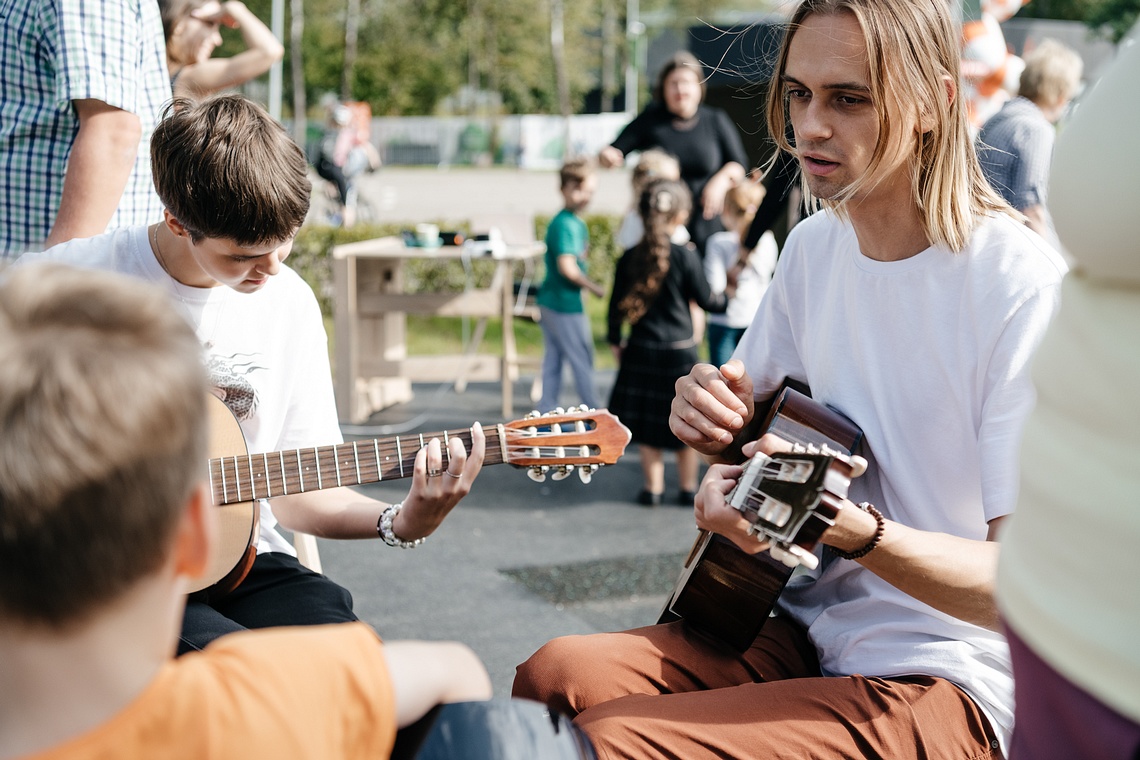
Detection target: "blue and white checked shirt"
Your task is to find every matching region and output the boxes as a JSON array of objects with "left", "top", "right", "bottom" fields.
[
  {"left": 976, "top": 97, "right": 1056, "bottom": 213},
  {"left": 0, "top": 0, "right": 171, "bottom": 258}
]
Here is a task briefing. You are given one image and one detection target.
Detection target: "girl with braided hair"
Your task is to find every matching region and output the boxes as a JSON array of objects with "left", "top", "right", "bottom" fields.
[{"left": 606, "top": 178, "right": 730, "bottom": 506}]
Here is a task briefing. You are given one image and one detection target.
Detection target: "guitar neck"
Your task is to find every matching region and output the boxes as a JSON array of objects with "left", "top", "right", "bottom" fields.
[{"left": 209, "top": 424, "right": 506, "bottom": 505}]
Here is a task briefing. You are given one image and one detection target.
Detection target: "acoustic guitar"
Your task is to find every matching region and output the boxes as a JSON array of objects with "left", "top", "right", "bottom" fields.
[
  {"left": 199, "top": 395, "right": 632, "bottom": 594},
  {"left": 658, "top": 385, "right": 866, "bottom": 651}
]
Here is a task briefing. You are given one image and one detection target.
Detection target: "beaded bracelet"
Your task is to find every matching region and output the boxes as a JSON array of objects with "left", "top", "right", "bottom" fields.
[
  {"left": 377, "top": 502, "right": 425, "bottom": 549},
  {"left": 831, "top": 502, "right": 885, "bottom": 560}
]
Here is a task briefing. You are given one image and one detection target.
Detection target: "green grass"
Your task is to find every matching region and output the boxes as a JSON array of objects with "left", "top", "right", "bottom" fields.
[
  {"left": 405, "top": 295, "right": 616, "bottom": 371},
  {"left": 294, "top": 219, "right": 624, "bottom": 374}
]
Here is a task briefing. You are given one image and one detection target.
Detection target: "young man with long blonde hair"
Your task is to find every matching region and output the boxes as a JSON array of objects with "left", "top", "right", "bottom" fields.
[{"left": 513, "top": 1, "right": 1066, "bottom": 757}]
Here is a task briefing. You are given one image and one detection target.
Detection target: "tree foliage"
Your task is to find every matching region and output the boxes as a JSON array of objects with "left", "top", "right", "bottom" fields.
[{"left": 223, "top": 0, "right": 1135, "bottom": 117}]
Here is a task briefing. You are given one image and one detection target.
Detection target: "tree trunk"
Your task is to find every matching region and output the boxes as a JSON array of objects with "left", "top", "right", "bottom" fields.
[
  {"left": 290, "top": 0, "right": 306, "bottom": 146},
  {"left": 601, "top": 1, "right": 617, "bottom": 113},
  {"left": 549, "top": 0, "right": 572, "bottom": 158},
  {"left": 342, "top": 0, "right": 361, "bottom": 100}
]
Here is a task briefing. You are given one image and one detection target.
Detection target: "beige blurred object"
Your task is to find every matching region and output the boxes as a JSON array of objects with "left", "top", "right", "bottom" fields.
[{"left": 1048, "top": 30, "right": 1140, "bottom": 284}]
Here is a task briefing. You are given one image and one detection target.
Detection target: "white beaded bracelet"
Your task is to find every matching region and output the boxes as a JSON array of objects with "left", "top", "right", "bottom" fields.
[{"left": 376, "top": 502, "right": 425, "bottom": 549}]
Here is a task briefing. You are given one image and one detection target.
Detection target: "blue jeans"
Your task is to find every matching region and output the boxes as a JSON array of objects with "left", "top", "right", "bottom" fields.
[
  {"left": 538, "top": 307, "right": 598, "bottom": 411},
  {"left": 707, "top": 323, "right": 747, "bottom": 368}
]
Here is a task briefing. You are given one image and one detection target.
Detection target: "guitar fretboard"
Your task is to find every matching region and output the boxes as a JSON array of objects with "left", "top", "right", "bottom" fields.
[{"left": 209, "top": 426, "right": 506, "bottom": 505}]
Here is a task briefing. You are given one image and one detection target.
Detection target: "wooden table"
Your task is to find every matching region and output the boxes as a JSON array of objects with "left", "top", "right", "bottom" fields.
[{"left": 331, "top": 236, "right": 544, "bottom": 423}]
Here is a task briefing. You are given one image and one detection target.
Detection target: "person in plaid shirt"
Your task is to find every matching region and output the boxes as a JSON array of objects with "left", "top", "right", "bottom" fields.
[{"left": 1, "top": 0, "right": 170, "bottom": 259}]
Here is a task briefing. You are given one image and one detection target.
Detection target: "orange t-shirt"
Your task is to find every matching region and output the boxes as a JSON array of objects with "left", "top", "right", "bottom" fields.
[{"left": 22, "top": 623, "right": 396, "bottom": 760}]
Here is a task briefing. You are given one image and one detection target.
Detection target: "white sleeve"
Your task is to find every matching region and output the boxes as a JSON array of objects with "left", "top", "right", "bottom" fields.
[{"left": 977, "top": 281, "right": 1063, "bottom": 522}]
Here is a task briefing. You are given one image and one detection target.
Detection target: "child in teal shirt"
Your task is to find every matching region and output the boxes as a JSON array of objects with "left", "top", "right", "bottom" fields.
[{"left": 536, "top": 157, "right": 606, "bottom": 411}]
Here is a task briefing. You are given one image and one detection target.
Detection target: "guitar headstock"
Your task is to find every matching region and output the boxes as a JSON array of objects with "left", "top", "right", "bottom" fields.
[
  {"left": 501, "top": 406, "right": 632, "bottom": 483},
  {"left": 728, "top": 444, "right": 868, "bottom": 570}
]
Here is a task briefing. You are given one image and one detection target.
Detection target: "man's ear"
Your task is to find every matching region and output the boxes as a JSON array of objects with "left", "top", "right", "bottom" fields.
[
  {"left": 172, "top": 481, "right": 215, "bottom": 580},
  {"left": 919, "top": 73, "right": 957, "bottom": 134},
  {"left": 163, "top": 209, "right": 192, "bottom": 240}
]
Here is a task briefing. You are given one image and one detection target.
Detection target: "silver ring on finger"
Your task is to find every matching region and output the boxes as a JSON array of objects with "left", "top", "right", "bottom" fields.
[
  {"left": 427, "top": 468, "right": 441, "bottom": 477},
  {"left": 444, "top": 469, "right": 462, "bottom": 478}
]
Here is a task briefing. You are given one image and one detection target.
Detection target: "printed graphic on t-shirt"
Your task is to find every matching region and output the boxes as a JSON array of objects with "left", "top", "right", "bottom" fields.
[{"left": 206, "top": 351, "right": 266, "bottom": 422}]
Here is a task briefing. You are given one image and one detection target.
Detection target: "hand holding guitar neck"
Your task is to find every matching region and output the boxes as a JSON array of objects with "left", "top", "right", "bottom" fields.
[{"left": 669, "top": 359, "right": 757, "bottom": 462}]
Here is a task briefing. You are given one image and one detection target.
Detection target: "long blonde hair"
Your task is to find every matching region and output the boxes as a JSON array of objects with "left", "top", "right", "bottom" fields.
[
  {"left": 765, "top": 0, "right": 1014, "bottom": 251},
  {"left": 617, "top": 179, "right": 692, "bottom": 325}
]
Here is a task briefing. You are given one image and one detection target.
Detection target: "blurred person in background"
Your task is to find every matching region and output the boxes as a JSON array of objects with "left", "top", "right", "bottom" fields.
[
  {"left": 599, "top": 51, "right": 748, "bottom": 258},
  {"left": 976, "top": 38, "right": 1083, "bottom": 247},
  {"left": 159, "top": 0, "right": 283, "bottom": 98},
  {"left": 997, "top": 23, "right": 1140, "bottom": 760}
]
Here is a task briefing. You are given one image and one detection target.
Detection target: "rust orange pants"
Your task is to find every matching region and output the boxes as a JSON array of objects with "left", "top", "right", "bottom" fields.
[{"left": 514, "top": 617, "right": 1001, "bottom": 759}]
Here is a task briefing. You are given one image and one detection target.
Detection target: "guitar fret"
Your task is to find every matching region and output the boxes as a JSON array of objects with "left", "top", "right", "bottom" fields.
[
  {"left": 373, "top": 440, "right": 382, "bottom": 481},
  {"left": 496, "top": 424, "right": 508, "bottom": 464},
  {"left": 352, "top": 441, "right": 361, "bottom": 484},
  {"left": 334, "top": 445, "right": 342, "bottom": 487},
  {"left": 297, "top": 449, "right": 304, "bottom": 491},
  {"left": 263, "top": 453, "right": 272, "bottom": 497},
  {"left": 247, "top": 455, "right": 256, "bottom": 500},
  {"left": 279, "top": 451, "right": 287, "bottom": 495},
  {"left": 396, "top": 437, "right": 404, "bottom": 477},
  {"left": 314, "top": 447, "right": 322, "bottom": 489},
  {"left": 231, "top": 455, "right": 242, "bottom": 501}
]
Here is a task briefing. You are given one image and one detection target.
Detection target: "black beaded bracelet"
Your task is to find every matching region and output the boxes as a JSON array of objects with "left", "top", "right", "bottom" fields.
[{"left": 831, "top": 502, "right": 885, "bottom": 560}]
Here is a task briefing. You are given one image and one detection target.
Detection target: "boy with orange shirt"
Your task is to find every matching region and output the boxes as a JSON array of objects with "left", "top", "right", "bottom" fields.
[{"left": 0, "top": 263, "right": 491, "bottom": 760}]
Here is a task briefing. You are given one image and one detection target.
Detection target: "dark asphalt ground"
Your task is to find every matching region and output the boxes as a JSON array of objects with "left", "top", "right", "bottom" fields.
[{"left": 303, "top": 371, "right": 700, "bottom": 698}]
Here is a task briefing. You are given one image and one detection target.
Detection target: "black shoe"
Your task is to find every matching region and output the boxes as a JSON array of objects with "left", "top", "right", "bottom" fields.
[
  {"left": 637, "top": 490, "right": 664, "bottom": 507},
  {"left": 678, "top": 490, "right": 697, "bottom": 506}
]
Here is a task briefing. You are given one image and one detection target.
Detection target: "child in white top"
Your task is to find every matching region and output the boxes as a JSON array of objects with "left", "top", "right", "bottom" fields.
[
  {"left": 703, "top": 180, "right": 778, "bottom": 367},
  {"left": 614, "top": 149, "right": 690, "bottom": 251}
]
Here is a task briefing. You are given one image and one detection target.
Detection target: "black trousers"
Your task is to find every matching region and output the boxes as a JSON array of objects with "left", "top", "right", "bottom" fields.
[{"left": 178, "top": 552, "right": 357, "bottom": 655}]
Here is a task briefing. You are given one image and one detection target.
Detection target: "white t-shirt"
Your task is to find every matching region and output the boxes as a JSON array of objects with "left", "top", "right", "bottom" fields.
[
  {"left": 735, "top": 209, "right": 1067, "bottom": 751},
  {"left": 20, "top": 227, "right": 342, "bottom": 556},
  {"left": 703, "top": 229, "right": 778, "bottom": 329}
]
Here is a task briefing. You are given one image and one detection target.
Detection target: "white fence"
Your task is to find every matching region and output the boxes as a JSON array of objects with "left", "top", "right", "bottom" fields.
[{"left": 367, "top": 113, "right": 633, "bottom": 169}]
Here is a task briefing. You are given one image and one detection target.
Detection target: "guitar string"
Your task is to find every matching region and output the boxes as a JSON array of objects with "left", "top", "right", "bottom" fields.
[{"left": 208, "top": 430, "right": 605, "bottom": 502}]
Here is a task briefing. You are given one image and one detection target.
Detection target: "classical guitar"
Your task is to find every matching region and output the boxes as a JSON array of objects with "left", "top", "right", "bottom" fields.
[
  {"left": 199, "top": 394, "right": 631, "bottom": 594},
  {"left": 659, "top": 385, "right": 866, "bottom": 651}
]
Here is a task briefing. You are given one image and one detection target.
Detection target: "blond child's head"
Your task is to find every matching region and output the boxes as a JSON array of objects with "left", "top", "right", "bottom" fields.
[
  {"left": 722, "top": 180, "right": 766, "bottom": 235},
  {"left": 630, "top": 149, "right": 681, "bottom": 202}
]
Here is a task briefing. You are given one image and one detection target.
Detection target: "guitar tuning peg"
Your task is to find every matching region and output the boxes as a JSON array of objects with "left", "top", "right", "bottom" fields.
[
  {"left": 554, "top": 406, "right": 566, "bottom": 415},
  {"left": 578, "top": 465, "right": 595, "bottom": 484},
  {"left": 551, "top": 465, "right": 574, "bottom": 481},
  {"left": 525, "top": 410, "right": 541, "bottom": 420},
  {"left": 527, "top": 465, "right": 548, "bottom": 483}
]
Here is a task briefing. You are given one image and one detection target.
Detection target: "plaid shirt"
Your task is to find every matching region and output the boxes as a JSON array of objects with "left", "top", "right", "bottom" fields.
[
  {"left": 976, "top": 97, "right": 1056, "bottom": 212},
  {"left": 0, "top": 0, "right": 170, "bottom": 258}
]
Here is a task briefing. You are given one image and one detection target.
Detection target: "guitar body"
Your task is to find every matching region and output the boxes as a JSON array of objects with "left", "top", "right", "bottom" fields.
[
  {"left": 195, "top": 397, "right": 631, "bottom": 596},
  {"left": 193, "top": 395, "right": 259, "bottom": 594},
  {"left": 659, "top": 385, "right": 863, "bottom": 651}
]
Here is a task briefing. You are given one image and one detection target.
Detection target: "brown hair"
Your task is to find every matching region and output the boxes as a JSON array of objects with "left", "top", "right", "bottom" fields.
[
  {"left": 151, "top": 94, "right": 311, "bottom": 245},
  {"left": 652, "top": 50, "right": 707, "bottom": 104},
  {"left": 617, "top": 179, "right": 692, "bottom": 324},
  {"left": 158, "top": 0, "right": 207, "bottom": 46},
  {"left": 765, "top": 0, "right": 1014, "bottom": 251},
  {"left": 0, "top": 264, "right": 208, "bottom": 630},
  {"left": 560, "top": 156, "right": 596, "bottom": 189}
]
